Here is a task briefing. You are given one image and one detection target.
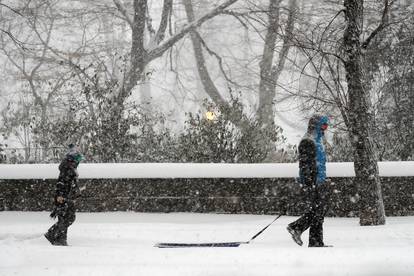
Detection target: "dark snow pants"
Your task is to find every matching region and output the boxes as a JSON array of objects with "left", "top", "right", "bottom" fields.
[
  {"left": 47, "top": 200, "right": 76, "bottom": 243},
  {"left": 288, "top": 184, "right": 327, "bottom": 247}
]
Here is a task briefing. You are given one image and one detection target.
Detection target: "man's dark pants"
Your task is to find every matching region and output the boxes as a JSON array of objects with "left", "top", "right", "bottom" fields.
[{"left": 288, "top": 184, "right": 327, "bottom": 247}]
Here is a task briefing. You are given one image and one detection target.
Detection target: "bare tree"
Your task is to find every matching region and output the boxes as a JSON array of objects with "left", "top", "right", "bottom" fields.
[
  {"left": 289, "top": 0, "right": 393, "bottom": 225},
  {"left": 343, "top": 0, "right": 388, "bottom": 226},
  {"left": 257, "top": 0, "right": 297, "bottom": 128},
  {"left": 182, "top": 0, "right": 298, "bottom": 133},
  {"left": 182, "top": 0, "right": 230, "bottom": 110},
  {"left": 111, "top": 0, "right": 240, "bottom": 115},
  {"left": 0, "top": 2, "right": 28, "bottom": 49},
  {"left": 0, "top": 1, "right": 79, "bottom": 160}
]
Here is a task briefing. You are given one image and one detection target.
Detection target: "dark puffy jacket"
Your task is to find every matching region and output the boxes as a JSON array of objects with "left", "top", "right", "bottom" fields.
[
  {"left": 298, "top": 114, "right": 329, "bottom": 186},
  {"left": 56, "top": 157, "right": 79, "bottom": 201}
]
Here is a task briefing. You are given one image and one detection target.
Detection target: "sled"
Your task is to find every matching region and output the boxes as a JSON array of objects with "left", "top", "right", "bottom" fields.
[
  {"left": 154, "top": 214, "right": 282, "bottom": 248},
  {"left": 154, "top": 241, "right": 247, "bottom": 248}
]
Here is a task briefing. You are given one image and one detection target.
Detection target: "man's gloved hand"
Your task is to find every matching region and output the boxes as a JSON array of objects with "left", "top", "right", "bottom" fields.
[{"left": 56, "top": 196, "right": 65, "bottom": 204}]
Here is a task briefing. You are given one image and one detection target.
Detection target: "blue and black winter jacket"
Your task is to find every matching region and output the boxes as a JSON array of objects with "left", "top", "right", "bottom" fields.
[{"left": 298, "top": 115, "right": 329, "bottom": 186}]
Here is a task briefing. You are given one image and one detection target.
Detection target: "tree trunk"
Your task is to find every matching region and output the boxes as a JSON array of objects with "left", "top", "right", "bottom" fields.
[
  {"left": 257, "top": 0, "right": 296, "bottom": 127},
  {"left": 113, "top": 0, "right": 239, "bottom": 110},
  {"left": 39, "top": 103, "right": 49, "bottom": 162},
  {"left": 257, "top": 0, "right": 281, "bottom": 128},
  {"left": 124, "top": 0, "right": 148, "bottom": 97},
  {"left": 110, "top": 0, "right": 147, "bottom": 140},
  {"left": 140, "top": 79, "right": 152, "bottom": 113},
  {"left": 182, "top": 0, "right": 228, "bottom": 108},
  {"left": 343, "top": 0, "right": 386, "bottom": 226},
  {"left": 182, "top": 0, "right": 249, "bottom": 131}
]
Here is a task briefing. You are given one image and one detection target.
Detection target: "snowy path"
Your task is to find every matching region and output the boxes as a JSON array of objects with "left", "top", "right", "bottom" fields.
[{"left": 1, "top": 212, "right": 414, "bottom": 276}]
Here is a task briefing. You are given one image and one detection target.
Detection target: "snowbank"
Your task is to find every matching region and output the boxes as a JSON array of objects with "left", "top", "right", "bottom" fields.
[{"left": 0, "top": 161, "right": 413, "bottom": 179}]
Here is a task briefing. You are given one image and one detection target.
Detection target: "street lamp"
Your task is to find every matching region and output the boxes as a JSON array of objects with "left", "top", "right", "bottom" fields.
[{"left": 205, "top": 111, "right": 216, "bottom": 121}]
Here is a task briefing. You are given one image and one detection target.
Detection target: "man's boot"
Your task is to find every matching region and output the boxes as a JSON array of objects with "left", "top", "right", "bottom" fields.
[
  {"left": 287, "top": 226, "right": 303, "bottom": 246},
  {"left": 54, "top": 238, "right": 68, "bottom": 246},
  {"left": 44, "top": 231, "right": 56, "bottom": 245},
  {"left": 309, "top": 244, "right": 333, "bottom": 247},
  {"left": 54, "top": 230, "right": 68, "bottom": 246}
]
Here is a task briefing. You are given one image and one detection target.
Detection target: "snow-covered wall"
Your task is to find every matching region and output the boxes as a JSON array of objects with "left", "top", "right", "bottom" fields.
[
  {"left": 0, "top": 162, "right": 413, "bottom": 179},
  {"left": 1, "top": 162, "right": 413, "bottom": 216}
]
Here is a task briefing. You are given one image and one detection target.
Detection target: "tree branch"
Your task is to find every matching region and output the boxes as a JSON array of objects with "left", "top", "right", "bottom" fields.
[
  {"left": 298, "top": 46, "right": 350, "bottom": 126},
  {"left": 30, "top": 17, "right": 55, "bottom": 80},
  {"left": 0, "top": 3, "right": 23, "bottom": 16},
  {"left": 145, "top": 4, "right": 156, "bottom": 36},
  {"left": 195, "top": 32, "right": 238, "bottom": 87},
  {"left": 361, "top": 0, "right": 391, "bottom": 49},
  {"left": 221, "top": 10, "right": 249, "bottom": 29},
  {"left": 318, "top": 9, "right": 345, "bottom": 50},
  {"left": 290, "top": 34, "right": 346, "bottom": 64},
  {"left": 0, "top": 29, "right": 27, "bottom": 50},
  {"left": 147, "top": 0, "right": 173, "bottom": 49},
  {"left": 182, "top": 0, "right": 227, "bottom": 107},
  {"left": 112, "top": 0, "right": 133, "bottom": 28},
  {"left": 271, "top": 0, "right": 297, "bottom": 81},
  {"left": 148, "top": 0, "right": 239, "bottom": 60}
]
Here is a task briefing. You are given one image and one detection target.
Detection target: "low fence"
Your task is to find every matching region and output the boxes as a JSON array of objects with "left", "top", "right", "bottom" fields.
[
  {"left": 0, "top": 147, "right": 66, "bottom": 164},
  {"left": 0, "top": 163, "right": 413, "bottom": 216}
]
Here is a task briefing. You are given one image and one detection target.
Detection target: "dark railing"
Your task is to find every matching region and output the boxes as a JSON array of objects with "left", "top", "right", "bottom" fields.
[{"left": 0, "top": 147, "right": 66, "bottom": 164}]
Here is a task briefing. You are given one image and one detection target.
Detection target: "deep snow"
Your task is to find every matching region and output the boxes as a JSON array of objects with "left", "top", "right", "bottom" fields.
[{"left": 1, "top": 212, "right": 413, "bottom": 276}]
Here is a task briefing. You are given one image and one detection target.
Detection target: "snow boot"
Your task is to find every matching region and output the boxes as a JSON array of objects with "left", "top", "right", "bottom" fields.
[
  {"left": 54, "top": 231, "right": 68, "bottom": 246},
  {"left": 54, "top": 239, "right": 68, "bottom": 246},
  {"left": 309, "top": 244, "right": 333, "bottom": 248},
  {"left": 44, "top": 232, "right": 57, "bottom": 245},
  {"left": 287, "top": 226, "right": 303, "bottom": 246}
]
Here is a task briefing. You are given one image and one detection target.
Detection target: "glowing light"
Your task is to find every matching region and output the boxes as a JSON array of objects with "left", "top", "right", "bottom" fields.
[{"left": 205, "top": 111, "right": 216, "bottom": 121}]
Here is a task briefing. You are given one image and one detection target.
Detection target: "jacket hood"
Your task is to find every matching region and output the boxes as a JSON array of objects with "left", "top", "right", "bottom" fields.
[
  {"left": 302, "top": 114, "right": 329, "bottom": 184},
  {"left": 306, "top": 114, "right": 329, "bottom": 138}
]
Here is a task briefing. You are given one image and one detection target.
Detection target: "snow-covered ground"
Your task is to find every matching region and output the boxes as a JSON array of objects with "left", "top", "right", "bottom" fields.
[{"left": 1, "top": 212, "right": 413, "bottom": 276}]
